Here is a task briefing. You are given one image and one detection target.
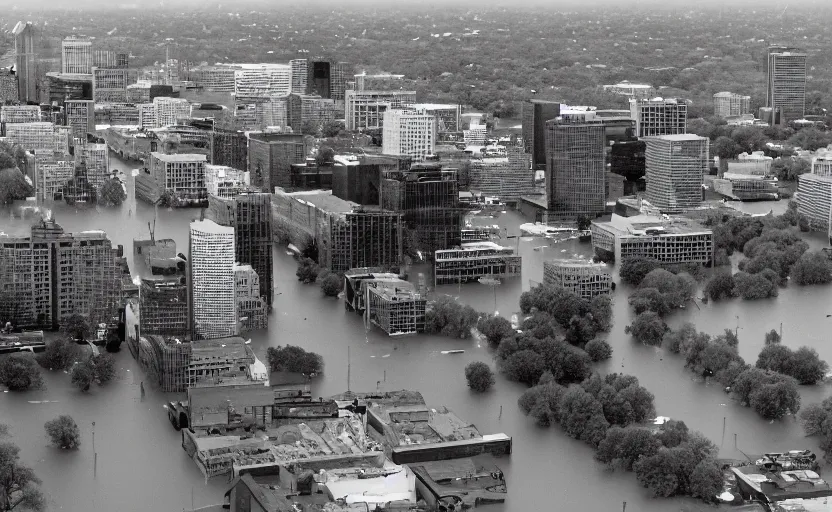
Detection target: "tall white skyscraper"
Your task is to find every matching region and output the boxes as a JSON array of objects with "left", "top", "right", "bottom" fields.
[
  {"left": 290, "top": 59, "right": 308, "bottom": 94},
  {"left": 644, "top": 134, "right": 709, "bottom": 212},
  {"left": 189, "top": 219, "right": 238, "bottom": 340}
]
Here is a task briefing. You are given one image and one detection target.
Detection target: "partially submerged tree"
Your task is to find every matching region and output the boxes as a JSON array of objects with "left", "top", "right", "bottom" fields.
[
  {"left": 267, "top": 345, "right": 324, "bottom": 376},
  {"left": 0, "top": 430, "right": 45, "bottom": 511},
  {"left": 44, "top": 415, "right": 81, "bottom": 449},
  {"left": 36, "top": 338, "right": 81, "bottom": 371},
  {"left": 0, "top": 354, "right": 44, "bottom": 391},
  {"left": 464, "top": 361, "right": 495, "bottom": 392}
]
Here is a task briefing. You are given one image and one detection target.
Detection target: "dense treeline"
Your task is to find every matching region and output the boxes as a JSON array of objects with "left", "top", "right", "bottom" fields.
[{"left": 635, "top": 322, "right": 827, "bottom": 420}]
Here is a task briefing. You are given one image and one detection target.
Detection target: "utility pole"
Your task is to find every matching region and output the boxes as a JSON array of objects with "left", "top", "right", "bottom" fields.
[{"left": 347, "top": 345, "right": 351, "bottom": 393}]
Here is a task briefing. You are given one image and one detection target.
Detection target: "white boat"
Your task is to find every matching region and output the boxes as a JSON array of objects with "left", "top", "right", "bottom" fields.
[{"left": 441, "top": 350, "right": 465, "bottom": 355}]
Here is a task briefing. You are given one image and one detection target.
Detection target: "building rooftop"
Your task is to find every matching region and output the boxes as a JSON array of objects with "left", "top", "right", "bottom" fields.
[
  {"left": 151, "top": 152, "right": 207, "bottom": 162},
  {"left": 190, "top": 219, "right": 235, "bottom": 235},
  {"left": 281, "top": 189, "right": 357, "bottom": 214},
  {"left": 412, "top": 103, "right": 459, "bottom": 110},
  {"left": 548, "top": 258, "right": 610, "bottom": 269},
  {"left": 595, "top": 213, "right": 711, "bottom": 236},
  {"left": 644, "top": 134, "right": 707, "bottom": 142},
  {"left": 732, "top": 465, "right": 832, "bottom": 502},
  {"left": 190, "top": 336, "right": 251, "bottom": 363}
]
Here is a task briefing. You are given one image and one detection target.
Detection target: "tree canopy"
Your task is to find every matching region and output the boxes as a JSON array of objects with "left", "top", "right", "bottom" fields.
[{"left": 266, "top": 345, "right": 323, "bottom": 376}]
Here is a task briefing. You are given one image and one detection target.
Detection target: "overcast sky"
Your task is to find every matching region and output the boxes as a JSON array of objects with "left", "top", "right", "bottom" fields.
[{"left": 3, "top": 0, "right": 827, "bottom": 10}]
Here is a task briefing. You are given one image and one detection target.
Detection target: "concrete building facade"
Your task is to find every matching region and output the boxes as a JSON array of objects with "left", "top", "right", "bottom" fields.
[
  {"left": 247, "top": 133, "right": 307, "bottom": 192},
  {"left": 148, "top": 152, "right": 208, "bottom": 205},
  {"left": 139, "top": 278, "right": 189, "bottom": 339},
  {"left": 382, "top": 110, "right": 436, "bottom": 162},
  {"left": 644, "top": 134, "right": 709, "bottom": 212},
  {"left": 78, "top": 143, "right": 110, "bottom": 191},
  {"left": 61, "top": 37, "right": 93, "bottom": 74},
  {"left": 345, "top": 90, "right": 417, "bottom": 131},
  {"left": 591, "top": 214, "right": 713, "bottom": 264},
  {"left": 713, "top": 92, "right": 751, "bottom": 118},
  {"left": 0, "top": 219, "right": 123, "bottom": 329},
  {"left": 469, "top": 146, "right": 536, "bottom": 201},
  {"left": 629, "top": 98, "right": 687, "bottom": 137},
  {"left": 189, "top": 219, "right": 238, "bottom": 340},
  {"left": 65, "top": 100, "right": 95, "bottom": 141},
  {"left": 797, "top": 172, "right": 832, "bottom": 232},
  {"left": 92, "top": 67, "right": 129, "bottom": 103},
  {"left": 0, "top": 105, "right": 40, "bottom": 124},
  {"left": 543, "top": 260, "right": 612, "bottom": 299},
  {"left": 233, "top": 264, "right": 267, "bottom": 332},
  {"left": 206, "top": 193, "right": 274, "bottom": 307}
]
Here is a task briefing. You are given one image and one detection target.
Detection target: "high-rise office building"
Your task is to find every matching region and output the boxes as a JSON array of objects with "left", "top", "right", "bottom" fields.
[
  {"left": 206, "top": 193, "right": 274, "bottom": 308},
  {"left": 630, "top": 98, "right": 687, "bottom": 137},
  {"left": 382, "top": 110, "right": 436, "bottom": 162},
  {"left": 290, "top": 59, "right": 308, "bottom": 94},
  {"left": 544, "top": 118, "right": 607, "bottom": 219},
  {"left": 796, "top": 157, "right": 832, "bottom": 233},
  {"left": 713, "top": 92, "right": 751, "bottom": 118},
  {"left": 234, "top": 64, "right": 291, "bottom": 100},
  {"left": 61, "top": 37, "right": 93, "bottom": 74},
  {"left": 522, "top": 99, "right": 561, "bottom": 171},
  {"left": 12, "top": 22, "right": 38, "bottom": 103},
  {"left": 64, "top": 100, "right": 95, "bottom": 140},
  {"left": 644, "top": 134, "right": 709, "bottom": 212},
  {"left": 211, "top": 129, "right": 248, "bottom": 170},
  {"left": 92, "top": 67, "right": 129, "bottom": 103},
  {"left": 766, "top": 47, "right": 807, "bottom": 125},
  {"left": 345, "top": 90, "right": 417, "bottom": 131},
  {"left": 188, "top": 219, "right": 237, "bottom": 340},
  {"left": 5, "top": 122, "right": 70, "bottom": 155},
  {"left": 0, "top": 219, "right": 123, "bottom": 329},
  {"left": 247, "top": 133, "right": 308, "bottom": 191}
]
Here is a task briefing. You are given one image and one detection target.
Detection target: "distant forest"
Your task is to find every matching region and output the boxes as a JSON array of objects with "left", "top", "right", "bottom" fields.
[{"left": 4, "top": 4, "right": 832, "bottom": 121}]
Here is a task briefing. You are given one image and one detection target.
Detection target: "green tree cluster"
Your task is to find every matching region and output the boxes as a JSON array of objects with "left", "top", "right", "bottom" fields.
[
  {"left": 44, "top": 415, "right": 80, "bottom": 449},
  {"left": 71, "top": 353, "right": 117, "bottom": 392},
  {"left": 477, "top": 315, "right": 515, "bottom": 348},
  {"left": 296, "top": 257, "right": 321, "bottom": 284},
  {"left": 36, "top": 338, "right": 82, "bottom": 371},
  {"left": 266, "top": 345, "right": 323, "bottom": 376},
  {"left": 0, "top": 424, "right": 45, "bottom": 511},
  {"left": 98, "top": 178, "right": 127, "bottom": 207},
  {"left": 628, "top": 269, "right": 695, "bottom": 316},
  {"left": 756, "top": 344, "right": 828, "bottom": 385},
  {"left": 319, "top": 271, "right": 344, "bottom": 297},
  {"left": 0, "top": 354, "right": 43, "bottom": 391},
  {"left": 791, "top": 251, "right": 832, "bottom": 286},
  {"left": 799, "top": 397, "right": 832, "bottom": 464},
  {"left": 519, "top": 284, "right": 612, "bottom": 349},
  {"left": 464, "top": 361, "right": 495, "bottom": 392},
  {"left": 518, "top": 372, "right": 654, "bottom": 446},
  {"left": 425, "top": 296, "right": 479, "bottom": 339}
]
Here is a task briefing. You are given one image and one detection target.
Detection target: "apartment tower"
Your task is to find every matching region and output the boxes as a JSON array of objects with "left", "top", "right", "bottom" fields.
[{"left": 713, "top": 92, "right": 751, "bottom": 118}]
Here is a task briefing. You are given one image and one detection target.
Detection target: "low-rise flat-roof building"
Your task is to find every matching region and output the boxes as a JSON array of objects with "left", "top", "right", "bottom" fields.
[
  {"left": 433, "top": 241, "right": 521, "bottom": 286},
  {"left": 365, "top": 391, "right": 512, "bottom": 464},
  {"left": 603, "top": 81, "right": 656, "bottom": 99},
  {"left": 272, "top": 190, "right": 403, "bottom": 274},
  {"left": 343, "top": 269, "right": 426, "bottom": 336},
  {"left": 591, "top": 213, "right": 713, "bottom": 264},
  {"left": 732, "top": 464, "right": 832, "bottom": 510},
  {"left": 543, "top": 259, "right": 612, "bottom": 299},
  {"left": 144, "top": 152, "right": 208, "bottom": 206}
]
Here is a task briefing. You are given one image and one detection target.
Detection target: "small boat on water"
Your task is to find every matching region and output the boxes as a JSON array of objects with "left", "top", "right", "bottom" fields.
[{"left": 441, "top": 350, "right": 465, "bottom": 355}]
